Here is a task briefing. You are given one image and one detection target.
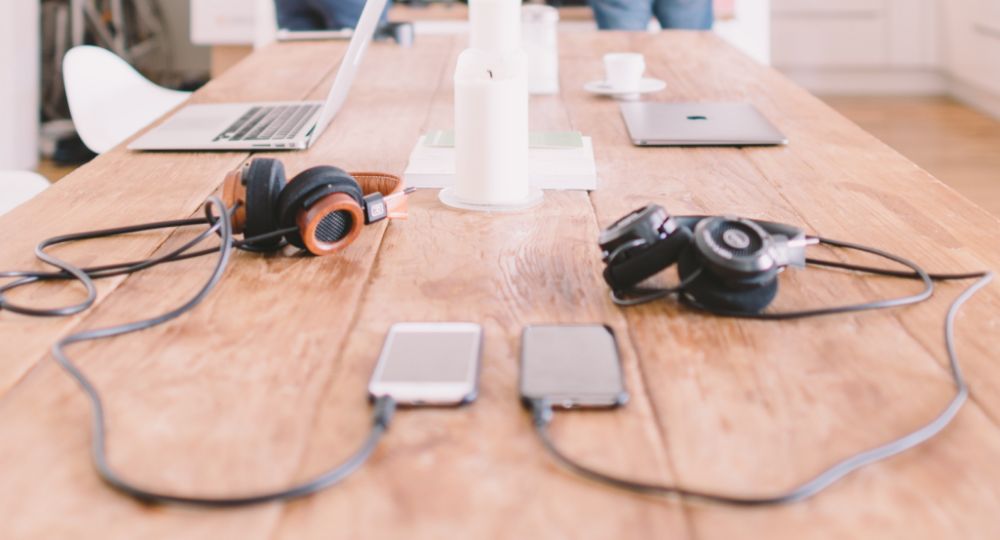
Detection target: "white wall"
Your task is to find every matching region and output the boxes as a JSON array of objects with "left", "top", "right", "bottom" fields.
[
  {"left": 1, "top": 0, "right": 40, "bottom": 170},
  {"left": 771, "top": 0, "right": 1000, "bottom": 119},
  {"left": 716, "top": 0, "right": 771, "bottom": 65}
]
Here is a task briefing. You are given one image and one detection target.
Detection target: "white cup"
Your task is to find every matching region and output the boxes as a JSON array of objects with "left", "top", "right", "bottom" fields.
[{"left": 603, "top": 53, "right": 645, "bottom": 92}]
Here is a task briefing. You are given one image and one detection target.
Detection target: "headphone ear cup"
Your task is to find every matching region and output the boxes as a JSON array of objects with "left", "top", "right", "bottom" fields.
[
  {"left": 276, "top": 166, "right": 365, "bottom": 255},
  {"left": 677, "top": 247, "right": 778, "bottom": 314},
  {"left": 242, "top": 159, "right": 287, "bottom": 250},
  {"left": 603, "top": 227, "right": 692, "bottom": 291},
  {"left": 222, "top": 168, "right": 247, "bottom": 233}
]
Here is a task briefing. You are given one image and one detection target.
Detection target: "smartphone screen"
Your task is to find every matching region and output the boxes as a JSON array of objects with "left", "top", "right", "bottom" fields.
[
  {"left": 368, "top": 322, "right": 482, "bottom": 405},
  {"left": 520, "top": 325, "right": 628, "bottom": 408}
]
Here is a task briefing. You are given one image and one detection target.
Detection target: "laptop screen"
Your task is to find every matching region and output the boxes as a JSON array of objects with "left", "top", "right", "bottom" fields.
[{"left": 311, "top": 0, "right": 389, "bottom": 140}]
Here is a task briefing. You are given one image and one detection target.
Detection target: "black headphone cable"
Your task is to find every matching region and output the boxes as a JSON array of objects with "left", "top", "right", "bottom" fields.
[
  {"left": 541, "top": 236, "right": 994, "bottom": 505},
  {"left": 533, "top": 270, "right": 991, "bottom": 505},
  {"left": 0, "top": 207, "right": 297, "bottom": 317},
  {"left": 3, "top": 198, "right": 394, "bottom": 507},
  {"left": 679, "top": 237, "right": 938, "bottom": 319},
  {"left": 611, "top": 236, "right": 952, "bottom": 316}
]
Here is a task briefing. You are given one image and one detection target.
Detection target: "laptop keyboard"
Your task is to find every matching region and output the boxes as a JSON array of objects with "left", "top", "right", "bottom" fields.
[{"left": 214, "top": 104, "right": 322, "bottom": 142}]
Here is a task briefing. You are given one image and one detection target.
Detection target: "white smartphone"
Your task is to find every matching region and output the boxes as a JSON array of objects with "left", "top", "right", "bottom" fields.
[{"left": 368, "top": 322, "right": 483, "bottom": 406}]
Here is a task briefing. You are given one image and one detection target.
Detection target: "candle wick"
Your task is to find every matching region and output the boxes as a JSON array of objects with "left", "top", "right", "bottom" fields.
[{"left": 487, "top": 69, "right": 493, "bottom": 79}]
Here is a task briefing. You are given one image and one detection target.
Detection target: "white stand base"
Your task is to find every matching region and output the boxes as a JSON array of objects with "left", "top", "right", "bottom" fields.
[{"left": 438, "top": 187, "right": 543, "bottom": 213}]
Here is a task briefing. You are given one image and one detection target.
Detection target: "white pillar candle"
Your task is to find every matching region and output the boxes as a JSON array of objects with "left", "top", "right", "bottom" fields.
[
  {"left": 453, "top": 48, "right": 530, "bottom": 205},
  {"left": 469, "top": 0, "right": 522, "bottom": 53}
]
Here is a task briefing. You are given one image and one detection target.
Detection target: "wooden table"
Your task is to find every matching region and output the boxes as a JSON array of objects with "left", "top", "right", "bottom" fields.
[{"left": 3, "top": 32, "right": 1000, "bottom": 539}]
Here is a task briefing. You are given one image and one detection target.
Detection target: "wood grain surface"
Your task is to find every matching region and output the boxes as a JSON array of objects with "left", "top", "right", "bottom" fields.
[{"left": 1, "top": 32, "right": 999, "bottom": 540}]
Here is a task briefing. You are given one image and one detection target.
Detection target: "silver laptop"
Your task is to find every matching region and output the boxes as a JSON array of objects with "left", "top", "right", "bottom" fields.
[
  {"left": 129, "top": 0, "right": 386, "bottom": 152},
  {"left": 620, "top": 102, "right": 787, "bottom": 147}
]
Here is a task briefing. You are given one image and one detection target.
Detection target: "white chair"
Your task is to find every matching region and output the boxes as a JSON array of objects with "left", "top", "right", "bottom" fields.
[
  {"left": 0, "top": 171, "right": 50, "bottom": 216},
  {"left": 63, "top": 45, "right": 190, "bottom": 154}
]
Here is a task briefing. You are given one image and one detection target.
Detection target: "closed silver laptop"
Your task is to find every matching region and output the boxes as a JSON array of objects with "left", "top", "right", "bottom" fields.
[
  {"left": 128, "top": 0, "right": 386, "bottom": 152},
  {"left": 620, "top": 102, "right": 788, "bottom": 147}
]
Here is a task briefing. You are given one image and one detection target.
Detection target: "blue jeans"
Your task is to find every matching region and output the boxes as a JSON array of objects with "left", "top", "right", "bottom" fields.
[
  {"left": 275, "top": 0, "right": 389, "bottom": 31},
  {"left": 589, "top": 0, "right": 714, "bottom": 30}
]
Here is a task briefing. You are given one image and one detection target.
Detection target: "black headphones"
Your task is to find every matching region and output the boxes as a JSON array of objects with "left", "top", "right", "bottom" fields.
[{"left": 599, "top": 204, "right": 812, "bottom": 313}]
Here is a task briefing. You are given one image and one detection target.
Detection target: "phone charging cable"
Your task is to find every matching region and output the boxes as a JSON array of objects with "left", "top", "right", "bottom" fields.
[{"left": 530, "top": 264, "right": 993, "bottom": 506}]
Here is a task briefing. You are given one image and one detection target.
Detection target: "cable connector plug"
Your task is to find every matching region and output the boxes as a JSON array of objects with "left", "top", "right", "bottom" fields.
[
  {"left": 373, "top": 396, "right": 397, "bottom": 429},
  {"left": 530, "top": 398, "right": 553, "bottom": 428}
]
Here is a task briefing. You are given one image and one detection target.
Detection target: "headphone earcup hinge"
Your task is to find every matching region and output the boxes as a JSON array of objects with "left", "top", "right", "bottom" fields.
[{"left": 362, "top": 193, "right": 388, "bottom": 224}]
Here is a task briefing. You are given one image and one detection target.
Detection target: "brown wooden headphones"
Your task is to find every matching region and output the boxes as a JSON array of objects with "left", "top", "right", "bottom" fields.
[{"left": 222, "top": 158, "right": 409, "bottom": 255}]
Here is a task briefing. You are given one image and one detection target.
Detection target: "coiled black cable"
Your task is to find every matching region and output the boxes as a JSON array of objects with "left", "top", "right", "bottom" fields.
[
  {"left": 0, "top": 210, "right": 297, "bottom": 317},
  {"left": 541, "top": 236, "right": 994, "bottom": 505},
  {"left": 2, "top": 198, "right": 393, "bottom": 507}
]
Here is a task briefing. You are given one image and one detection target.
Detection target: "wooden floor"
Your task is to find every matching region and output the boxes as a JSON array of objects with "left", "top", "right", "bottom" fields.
[
  {"left": 36, "top": 158, "right": 76, "bottom": 182},
  {"left": 824, "top": 96, "right": 1000, "bottom": 217}
]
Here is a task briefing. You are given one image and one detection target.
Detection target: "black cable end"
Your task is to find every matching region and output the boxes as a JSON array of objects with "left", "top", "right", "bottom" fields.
[
  {"left": 530, "top": 399, "right": 553, "bottom": 428},
  {"left": 373, "top": 396, "right": 396, "bottom": 429}
]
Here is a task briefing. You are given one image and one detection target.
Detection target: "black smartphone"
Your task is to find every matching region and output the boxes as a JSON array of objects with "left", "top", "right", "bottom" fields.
[{"left": 519, "top": 324, "right": 628, "bottom": 409}]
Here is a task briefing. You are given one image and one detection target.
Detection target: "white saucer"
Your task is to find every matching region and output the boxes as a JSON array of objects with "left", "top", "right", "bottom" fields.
[{"left": 583, "top": 78, "right": 666, "bottom": 100}]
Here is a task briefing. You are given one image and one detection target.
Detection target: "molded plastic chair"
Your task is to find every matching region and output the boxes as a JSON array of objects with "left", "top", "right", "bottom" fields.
[
  {"left": 0, "top": 171, "right": 50, "bottom": 216},
  {"left": 63, "top": 46, "right": 190, "bottom": 154}
]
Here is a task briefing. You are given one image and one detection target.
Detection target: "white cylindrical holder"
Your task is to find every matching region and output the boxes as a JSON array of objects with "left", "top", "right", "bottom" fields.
[
  {"left": 469, "top": 0, "right": 522, "bottom": 53},
  {"left": 522, "top": 4, "right": 560, "bottom": 95},
  {"left": 443, "top": 48, "right": 540, "bottom": 210}
]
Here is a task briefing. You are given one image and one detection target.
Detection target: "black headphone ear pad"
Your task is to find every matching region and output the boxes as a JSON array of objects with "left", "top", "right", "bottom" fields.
[
  {"left": 243, "top": 159, "right": 287, "bottom": 250},
  {"left": 677, "top": 247, "right": 778, "bottom": 314},
  {"left": 276, "top": 166, "right": 362, "bottom": 249},
  {"left": 602, "top": 227, "right": 692, "bottom": 292}
]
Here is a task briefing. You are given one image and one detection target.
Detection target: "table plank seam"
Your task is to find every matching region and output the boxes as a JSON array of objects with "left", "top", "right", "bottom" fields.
[
  {"left": 266, "top": 223, "right": 392, "bottom": 537},
  {"left": 267, "top": 45, "right": 456, "bottom": 531},
  {"left": 738, "top": 149, "right": 1000, "bottom": 433},
  {"left": 584, "top": 192, "right": 700, "bottom": 540},
  {"left": 567, "top": 62, "right": 697, "bottom": 534}
]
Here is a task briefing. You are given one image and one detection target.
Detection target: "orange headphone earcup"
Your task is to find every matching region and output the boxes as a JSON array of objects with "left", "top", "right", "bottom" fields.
[
  {"left": 275, "top": 166, "right": 364, "bottom": 255},
  {"left": 221, "top": 167, "right": 248, "bottom": 233},
  {"left": 295, "top": 193, "right": 365, "bottom": 255}
]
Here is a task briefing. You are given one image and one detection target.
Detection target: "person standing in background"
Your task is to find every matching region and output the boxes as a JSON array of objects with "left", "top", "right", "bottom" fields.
[
  {"left": 274, "top": 0, "right": 390, "bottom": 31},
  {"left": 589, "top": 0, "right": 714, "bottom": 30}
]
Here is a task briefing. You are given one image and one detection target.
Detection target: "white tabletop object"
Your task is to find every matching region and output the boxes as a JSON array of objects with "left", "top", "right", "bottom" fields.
[
  {"left": 522, "top": 4, "right": 560, "bottom": 95},
  {"left": 468, "top": 0, "right": 521, "bottom": 53},
  {"left": 451, "top": 48, "right": 532, "bottom": 207},
  {"left": 583, "top": 78, "right": 667, "bottom": 100}
]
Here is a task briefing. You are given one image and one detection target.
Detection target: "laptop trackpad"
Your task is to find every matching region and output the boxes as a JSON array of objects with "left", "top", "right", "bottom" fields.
[{"left": 156, "top": 104, "right": 247, "bottom": 135}]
